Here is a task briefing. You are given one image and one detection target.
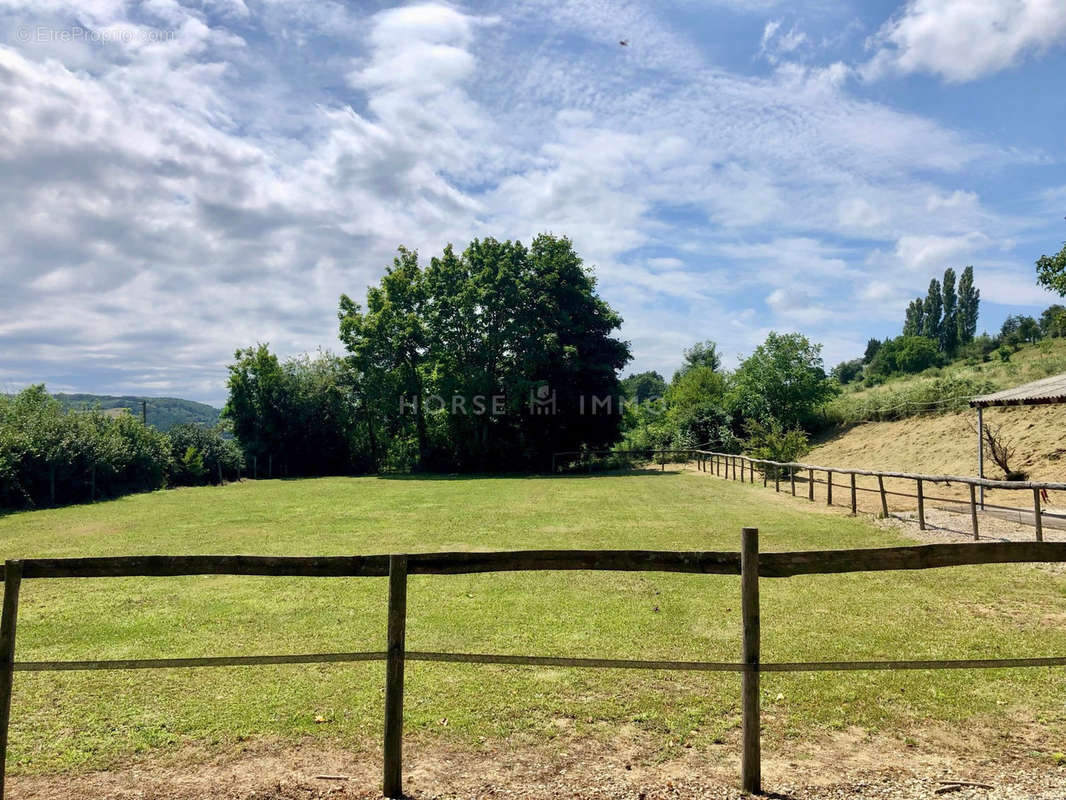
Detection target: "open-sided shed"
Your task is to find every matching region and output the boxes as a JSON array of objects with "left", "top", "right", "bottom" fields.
[{"left": 969, "top": 372, "right": 1066, "bottom": 505}]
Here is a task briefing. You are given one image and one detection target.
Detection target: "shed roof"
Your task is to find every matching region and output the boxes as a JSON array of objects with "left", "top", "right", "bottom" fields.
[{"left": 969, "top": 372, "right": 1066, "bottom": 408}]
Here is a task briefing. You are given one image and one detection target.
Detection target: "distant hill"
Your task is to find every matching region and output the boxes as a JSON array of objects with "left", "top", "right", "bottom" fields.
[{"left": 54, "top": 393, "right": 221, "bottom": 432}]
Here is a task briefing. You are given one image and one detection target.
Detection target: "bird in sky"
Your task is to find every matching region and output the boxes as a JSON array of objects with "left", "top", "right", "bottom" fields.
[{"left": 619, "top": 39, "right": 628, "bottom": 46}]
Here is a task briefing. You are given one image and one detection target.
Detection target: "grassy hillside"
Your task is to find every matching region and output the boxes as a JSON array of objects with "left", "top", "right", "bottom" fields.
[
  {"left": 814, "top": 337, "right": 1066, "bottom": 482},
  {"left": 0, "top": 473, "right": 1064, "bottom": 774},
  {"left": 827, "top": 336, "right": 1066, "bottom": 425},
  {"left": 54, "top": 393, "right": 220, "bottom": 431}
]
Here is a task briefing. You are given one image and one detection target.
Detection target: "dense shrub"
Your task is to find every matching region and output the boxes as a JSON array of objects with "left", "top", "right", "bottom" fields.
[
  {"left": 826, "top": 376, "right": 995, "bottom": 426},
  {"left": 744, "top": 420, "right": 810, "bottom": 478},
  {"left": 0, "top": 386, "right": 171, "bottom": 509},
  {"left": 167, "top": 423, "right": 244, "bottom": 486}
]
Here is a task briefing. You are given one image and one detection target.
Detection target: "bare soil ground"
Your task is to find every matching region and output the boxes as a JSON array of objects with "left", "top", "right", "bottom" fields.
[
  {"left": 807, "top": 405, "right": 1066, "bottom": 516},
  {"left": 10, "top": 724, "right": 1066, "bottom": 800}
]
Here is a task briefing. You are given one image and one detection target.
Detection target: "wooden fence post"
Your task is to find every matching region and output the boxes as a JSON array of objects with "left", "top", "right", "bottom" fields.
[
  {"left": 0, "top": 561, "right": 24, "bottom": 800},
  {"left": 383, "top": 555, "right": 408, "bottom": 799},
  {"left": 1034, "top": 488, "right": 1043, "bottom": 542},
  {"left": 826, "top": 471, "right": 833, "bottom": 506},
  {"left": 774, "top": 469, "right": 779, "bottom": 492},
  {"left": 808, "top": 469, "right": 814, "bottom": 502},
  {"left": 877, "top": 476, "right": 888, "bottom": 518},
  {"left": 969, "top": 484, "right": 979, "bottom": 540},
  {"left": 916, "top": 479, "right": 926, "bottom": 531},
  {"left": 740, "top": 528, "right": 761, "bottom": 795},
  {"left": 790, "top": 468, "right": 796, "bottom": 497},
  {"left": 762, "top": 463, "right": 767, "bottom": 488},
  {"left": 850, "top": 473, "right": 857, "bottom": 515}
]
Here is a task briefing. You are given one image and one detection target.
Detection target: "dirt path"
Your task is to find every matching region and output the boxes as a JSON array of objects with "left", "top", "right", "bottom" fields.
[{"left": 10, "top": 727, "right": 1066, "bottom": 800}]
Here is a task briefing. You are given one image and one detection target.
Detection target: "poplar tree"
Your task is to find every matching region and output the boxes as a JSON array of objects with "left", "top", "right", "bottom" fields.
[
  {"left": 940, "top": 267, "right": 958, "bottom": 355},
  {"left": 956, "top": 265, "right": 980, "bottom": 344},
  {"left": 921, "top": 278, "right": 942, "bottom": 342}
]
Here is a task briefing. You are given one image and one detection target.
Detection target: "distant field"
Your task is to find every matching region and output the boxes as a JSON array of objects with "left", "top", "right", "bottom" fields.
[{"left": 0, "top": 472, "right": 1064, "bottom": 774}]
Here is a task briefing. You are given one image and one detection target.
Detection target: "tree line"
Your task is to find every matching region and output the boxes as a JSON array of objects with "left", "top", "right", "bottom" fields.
[
  {"left": 616, "top": 332, "right": 836, "bottom": 467},
  {"left": 0, "top": 386, "right": 241, "bottom": 510},
  {"left": 224, "top": 235, "right": 630, "bottom": 474}
]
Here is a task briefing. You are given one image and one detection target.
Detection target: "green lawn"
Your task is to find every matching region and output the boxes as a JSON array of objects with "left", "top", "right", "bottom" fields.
[{"left": 1, "top": 471, "right": 1065, "bottom": 773}]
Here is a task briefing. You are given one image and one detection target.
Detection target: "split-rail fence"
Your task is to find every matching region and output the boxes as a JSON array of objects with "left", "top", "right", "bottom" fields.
[{"left": 2, "top": 536, "right": 1066, "bottom": 797}]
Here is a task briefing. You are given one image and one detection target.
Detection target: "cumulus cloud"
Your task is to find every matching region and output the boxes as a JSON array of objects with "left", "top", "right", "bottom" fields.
[
  {"left": 863, "top": 0, "right": 1066, "bottom": 82},
  {"left": 0, "top": 0, "right": 1056, "bottom": 401}
]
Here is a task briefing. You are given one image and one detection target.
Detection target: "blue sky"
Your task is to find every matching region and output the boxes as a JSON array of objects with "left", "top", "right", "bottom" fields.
[{"left": 1, "top": 0, "right": 1065, "bottom": 406}]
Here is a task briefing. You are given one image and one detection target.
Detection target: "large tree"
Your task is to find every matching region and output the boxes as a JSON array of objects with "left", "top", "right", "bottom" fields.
[
  {"left": 902, "top": 298, "right": 925, "bottom": 337},
  {"left": 956, "top": 265, "right": 979, "bottom": 344},
  {"left": 675, "top": 340, "right": 721, "bottom": 377},
  {"left": 939, "top": 267, "right": 958, "bottom": 356},
  {"left": 341, "top": 234, "right": 631, "bottom": 472},
  {"left": 921, "top": 278, "right": 942, "bottom": 342},
  {"left": 1036, "top": 240, "right": 1066, "bottom": 296},
  {"left": 728, "top": 332, "right": 838, "bottom": 431},
  {"left": 621, "top": 371, "right": 668, "bottom": 404}
]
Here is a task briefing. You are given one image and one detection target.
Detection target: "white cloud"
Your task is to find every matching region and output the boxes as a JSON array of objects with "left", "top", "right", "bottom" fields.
[
  {"left": 759, "top": 18, "right": 808, "bottom": 65},
  {"left": 0, "top": 0, "right": 1056, "bottom": 399},
  {"left": 863, "top": 0, "right": 1066, "bottom": 83}
]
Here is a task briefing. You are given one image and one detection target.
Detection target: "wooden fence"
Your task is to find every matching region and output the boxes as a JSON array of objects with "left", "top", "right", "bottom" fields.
[
  {"left": 555, "top": 449, "right": 1066, "bottom": 541},
  {"left": 690, "top": 450, "right": 1066, "bottom": 542},
  {"left": 3, "top": 538, "right": 1066, "bottom": 797}
]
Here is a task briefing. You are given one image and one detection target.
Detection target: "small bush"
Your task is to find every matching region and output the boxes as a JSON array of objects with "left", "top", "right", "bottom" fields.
[{"left": 744, "top": 420, "right": 810, "bottom": 478}]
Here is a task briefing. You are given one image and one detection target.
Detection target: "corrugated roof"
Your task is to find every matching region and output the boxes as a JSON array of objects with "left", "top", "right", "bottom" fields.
[{"left": 970, "top": 372, "right": 1066, "bottom": 408}]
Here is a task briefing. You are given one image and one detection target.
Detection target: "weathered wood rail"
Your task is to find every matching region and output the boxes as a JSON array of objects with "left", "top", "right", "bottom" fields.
[
  {"left": 2, "top": 538, "right": 1066, "bottom": 797},
  {"left": 586, "top": 448, "right": 1065, "bottom": 542}
]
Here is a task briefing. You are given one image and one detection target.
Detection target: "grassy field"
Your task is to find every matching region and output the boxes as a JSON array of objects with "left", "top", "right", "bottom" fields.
[{"left": 1, "top": 472, "right": 1065, "bottom": 774}]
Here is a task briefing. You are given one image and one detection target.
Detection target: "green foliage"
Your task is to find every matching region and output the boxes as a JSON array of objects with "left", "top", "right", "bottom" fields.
[
  {"left": 1041, "top": 304, "right": 1066, "bottom": 338},
  {"left": 956, "top": 266, "right": 979, "bottom": 344},
  {"left": 620, "top": 371, "right": 667, "bottom": 404},
  {"left": 1035, "top": 240, "right": 1066, "bottom": 296},
  {"left": 866, "top": 335, "right": 942, "bottom": 380},
  {"left": 677, "top": 340, "right": 720, "bottom": 376},
  {"left": 335, "top": 234, "right": 630, "bottom": 473},
  {"left": 743, "top": 419, "right": 810, "bottom": 477},
  {"left": 223, "top": 346, "right": 367, "bottom": 477},
  {"left": 827, "top": 376, "right": 995, "bottom": 425},
  {"left": 862, "top": 338, "right": 882, "bottom": 364},
  {"left": 831, "top": 358, "right": 864, "bottom": 385},
  {"left": 902, "top": 299, "right": 924, "bottom": 337},
  {"left": 898, "top": 268, "right": 978, "bottom": 358},
  {"left": 0, "top": 385, "right": 171, "bottom": 509},
  {"left": 168, "top": 424, "right": 243, "bottom": 486},
  {"left": 729, "top": 332, "right": 838, "bottom": 430},
  {"left": 922, "top": 278, "right": 942, "bottom": 341},
  {"left": 1001, "top": 314, "right": 1040, "bottom": 346},
  {"left": 179, "top": 446, "right": 206, "bottom": 483},
  {"left": 939, "top": 267, "right": 958, "bottom": 356}
]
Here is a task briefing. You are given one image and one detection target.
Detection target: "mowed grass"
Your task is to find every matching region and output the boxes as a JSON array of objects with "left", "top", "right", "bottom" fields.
[{"left": 1, "top": 471, "right": 1065, "bottom": 773}]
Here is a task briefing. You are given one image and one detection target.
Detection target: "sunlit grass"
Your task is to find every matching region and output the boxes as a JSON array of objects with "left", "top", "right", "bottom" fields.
[{"left": 0, "top": 471, "right": 1064, "bottom": 773}]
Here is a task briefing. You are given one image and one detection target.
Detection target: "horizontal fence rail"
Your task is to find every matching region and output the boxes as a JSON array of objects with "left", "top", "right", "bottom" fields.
[
  {"left": 557, "top": 448, "right": 1065, "bottom": 542},
  {"left": 2, "top": 539, "right": 1066, "bottom": 797}
]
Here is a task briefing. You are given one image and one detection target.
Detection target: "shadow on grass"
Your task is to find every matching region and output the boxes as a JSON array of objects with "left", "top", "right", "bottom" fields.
[{"left": 373, "top": 467, "right": 682, "bottom": 481}]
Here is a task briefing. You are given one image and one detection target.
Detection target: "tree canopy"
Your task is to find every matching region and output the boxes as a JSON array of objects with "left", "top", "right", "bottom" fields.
[{"left": 1036, "top": 240, "right": 1066, "bottom": 296}]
